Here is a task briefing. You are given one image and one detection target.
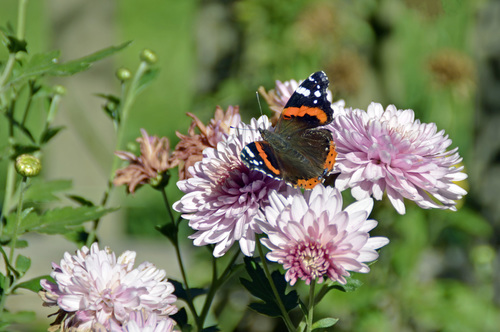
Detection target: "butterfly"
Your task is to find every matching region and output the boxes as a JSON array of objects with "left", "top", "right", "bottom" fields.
[{"left": 240, "top": 71, "right": 337, "bottom": 189}]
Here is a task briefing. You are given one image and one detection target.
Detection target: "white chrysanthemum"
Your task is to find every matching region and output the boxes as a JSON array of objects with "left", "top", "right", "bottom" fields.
[
  {"left": 173, "top": 116, "right": 291, "bottom": 258},
  {"left": 40, "top": 243, "right": 177, "bottom": 330}
]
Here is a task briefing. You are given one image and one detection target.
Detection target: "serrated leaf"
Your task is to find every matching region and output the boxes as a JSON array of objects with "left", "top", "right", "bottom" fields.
[
  {"left": 3, "top": 208, "right": 37, "bottom": 236},
  {"left": 40, "top": 125, "right": 65, "bottom": 144},
  {"left": 63, "top": 227, "right": 89, "bottom": 247},
  {"left": 156, "top": 223, "right": 177, "bottom": 244},
  {"left": 15, "top": 255, "right": 31, "bottom": 274},
  {"left": 6, "top": 35, "right": 27, "bottom": 53},
  {"left": 329, "top": 277, "right": 363, "bottom": 293},
  {"left": 13, "top": 143, "right": 40, "bottom": 156},
  {"left": 170, "top": 308, "right": 189, "bottom": 330},
  {"left": 15, "top": 274, "right": 52, "bottom": 293},
  {"left": 240, "top": 257, "right": 298, "bottom": 317},
  {"left": 66, "top": 194, "right": 95, "bottom": 207},
  {"left": 32, "top": 206, "right": 118, "bottom": 234},
  {"left": 169, "top": 279, "right": 207, "bottom": 302},
  {"left": 24, "top": 179, "right": 72, "bottom": 203},
  {"left": 312, "top": 317, "right": 339, "bottom": 330}
]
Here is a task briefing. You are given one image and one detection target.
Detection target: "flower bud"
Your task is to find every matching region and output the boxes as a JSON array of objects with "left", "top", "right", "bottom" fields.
[
  {"left": 15, "top": 154, "right": 41, "bottom": 177},
  {"left": 140, "top": 49, "right": 157, "bottom": 64},
  {"left": 53, "top": 85, "right": 66, "bottom": 96},
  {"left": 116, "top": 67, "right": 132, "bottom": 81}
]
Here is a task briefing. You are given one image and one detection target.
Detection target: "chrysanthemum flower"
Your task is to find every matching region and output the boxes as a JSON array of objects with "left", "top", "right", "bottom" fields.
[
  {"left": 173, "top": 105, "right": 241, "bottom": 180},
  {"left": 39, "top": 243, "right": 177, "bottom": 330},
  {"left": 258, "top": 184, "right": 388, "bottom": 286},
  {"left": 173, "top": 116, "right": 290, "bottom": 258},
  {"left": 114, "top": 129, "right": 178, "bottom": 193},
  {"left": 329, "top": 102, "right": 468, "bottom": 214},
  {"left": 108, "top": 310, "right": 176, "bottom": 332}
]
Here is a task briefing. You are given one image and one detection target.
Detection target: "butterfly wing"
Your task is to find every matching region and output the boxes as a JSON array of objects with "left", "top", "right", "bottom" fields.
[
  {"left": 276, "top": 128, "right": 337, "bottom": 189},
  {"left": 276, "top": 71, "right": 333, "bottom": 134}
]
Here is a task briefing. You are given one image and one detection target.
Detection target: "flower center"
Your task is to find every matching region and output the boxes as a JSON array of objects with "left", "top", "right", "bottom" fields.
[{"left": 292, "top": 242, "right": 329, "bottom": 280}]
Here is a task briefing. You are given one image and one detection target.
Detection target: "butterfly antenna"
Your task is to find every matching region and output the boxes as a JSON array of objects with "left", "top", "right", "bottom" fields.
[{"left": 256, "top": 91, "right": 264, "bottom": 116}]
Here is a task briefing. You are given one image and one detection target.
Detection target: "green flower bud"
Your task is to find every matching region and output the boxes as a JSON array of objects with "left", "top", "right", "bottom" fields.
[
  {"left": 140, "top": 49, "right": 158, "bottom": 64},
  {"left": 15, "top": 154, "right": 41, "bottom": 177},
  {"left": 53, "top": 85, "right": 67, "bottom": 96},
  {"left": 116, "top": 67, "right": 132, "bottom": 81}
]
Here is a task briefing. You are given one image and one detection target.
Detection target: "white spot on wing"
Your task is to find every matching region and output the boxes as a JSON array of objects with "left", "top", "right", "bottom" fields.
[
  {"left": 296, "top": 86, "right": 311, "bottom": 97},
  {"left": 314, "top": 90, "right": 321, "bottom": 97}
]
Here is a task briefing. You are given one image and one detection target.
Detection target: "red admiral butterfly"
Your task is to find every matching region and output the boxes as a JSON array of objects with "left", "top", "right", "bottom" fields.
[{"left": 241, "top": 71, "right": 337, "bottom": 189}]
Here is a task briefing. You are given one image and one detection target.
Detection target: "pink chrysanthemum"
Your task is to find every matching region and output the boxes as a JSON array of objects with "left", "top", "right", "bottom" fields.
[
  {"left": 258, "top": 184, "right": 388, "bottom": 286},
  {"left": 173, "top": 116, "right": 290, "bottom": 258},
  {"left": 108, "top": 310, "right": 176, "bottom": 332},
  {"left": 329, "top": 102, "right": 468, "bottom": 215},
  {"left": 40, "top": 243, "right": 177, "bottom": 330}
]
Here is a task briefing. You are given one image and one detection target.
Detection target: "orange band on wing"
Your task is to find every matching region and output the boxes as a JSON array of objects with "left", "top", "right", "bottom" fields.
[
  {"left": 323, "top": 141, "right": 337, "bottom": 171},
  {"left": 282, "top": 106, "right": 329, "bottom": 124},
  {"left": 296, "top": 178, "right": 320, "bottom": 189},
  {"left": 255, "top": 143, "right": 280, "bottom": 175}
]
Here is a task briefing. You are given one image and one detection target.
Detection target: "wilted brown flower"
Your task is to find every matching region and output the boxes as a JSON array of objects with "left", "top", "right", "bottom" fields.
[
  {"left": 327, "top": 50, "right": 365, "bottom": 97},
  {"left": 114, "top": 129, "right": 178, "bottom": 193},
  {"left": 428, "top": 49, "right": 474, "bottom": 86},
  {"left": 173, "top": 105, "right": 241, "bottom": 180}
]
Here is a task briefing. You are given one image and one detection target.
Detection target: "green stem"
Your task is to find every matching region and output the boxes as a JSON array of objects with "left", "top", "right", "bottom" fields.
[
  {"left": 110, "top": 61, "right": 148, "bottom": 177},
  {"left": 0, "top": 54, "right": 16, "bottom": 92},
  {"left": 17, "top": 0, "right": 28, "bottom": 40},
  {"left": 306, "top": 281, "right": 316, "bottom": 332},
  {"left": 0, "top": 162, "right": 16, "bottom": 234},
  {"left": 0, "top": 0, "right": 29, "bottom": 92},
  {"left": 256, "top": 237, "right": 296, "bottom": 332},
  {"left": 10, "top": 176, "right": 27, "bottom": 262},
  {"left": 160, "top": 188, "right": 175, "bottom": 226},
  {"left": 87, "top": 61, "right": 149, "bottom": 245},
  {"left": 198, "top": 249, "right": 240, "bottom": 328}
]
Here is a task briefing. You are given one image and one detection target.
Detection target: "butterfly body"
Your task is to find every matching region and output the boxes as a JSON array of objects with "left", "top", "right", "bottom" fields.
[{"left": 241, "top": 71, "right": 337, "bottom": 189}]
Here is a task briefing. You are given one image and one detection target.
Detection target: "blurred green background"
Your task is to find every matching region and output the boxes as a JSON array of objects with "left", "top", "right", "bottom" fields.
[{"left": 1, "top": 0, "right": 500, "bottom": 331}]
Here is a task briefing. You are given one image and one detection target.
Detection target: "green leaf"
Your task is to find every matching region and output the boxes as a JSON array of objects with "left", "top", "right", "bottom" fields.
[
  {"left": 170, "top": 308, "right": 190, "bottom": 331},
  {"left": 312, "top": 318, "right": 339, "bottom": 330},
  {"left": 63, "top": 227, "right": 89, "bottom": 247},
  {"left": 66, "top": 194, "right": 95, "bottom": 207},
  {"left": 5, "top": 35, "right": 27, "bottom": 53},
  {"left": 169, "top": 279, "right": 207, "bottom": 302},
  {"left": 329, "top": 277, "right": 363, "bottom": 293},
  {"left": 136, "top": 68, "right": 159, "bottom": 94},
  {"left": 1, "top": 311, "right": 36, "bottom": 323},
  {"left": 40, "top": 125, "right": 65, "bottom": 144},
  {"left": 156, "top": 223, "right": 177, "bottom": 244},
  {"left": 3, "top": 208, "right": 37, "bottom": 236},
  {"left": 48, "top": 41, "right": 132, "bottom": 76},
  {"left": 15, "top": 274, "right": 52, "bottom": 293},
  {"left": 33, "top": 206, "right": 118, "bottom": 234},
  {"left": 241, "top": 257, "right": 298, "bottom": 317},
  {"left": 15, "top": 255, "right": 31, "bottom": 274},
  {"left": 24, "top": 179, "right": 73, "bottom": 203},
  {"left": 13, "top": 143, "right": 40, "bottom": 156},
  {"left": 9, "top": 42, "right": 131, "bottom": 86}
]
